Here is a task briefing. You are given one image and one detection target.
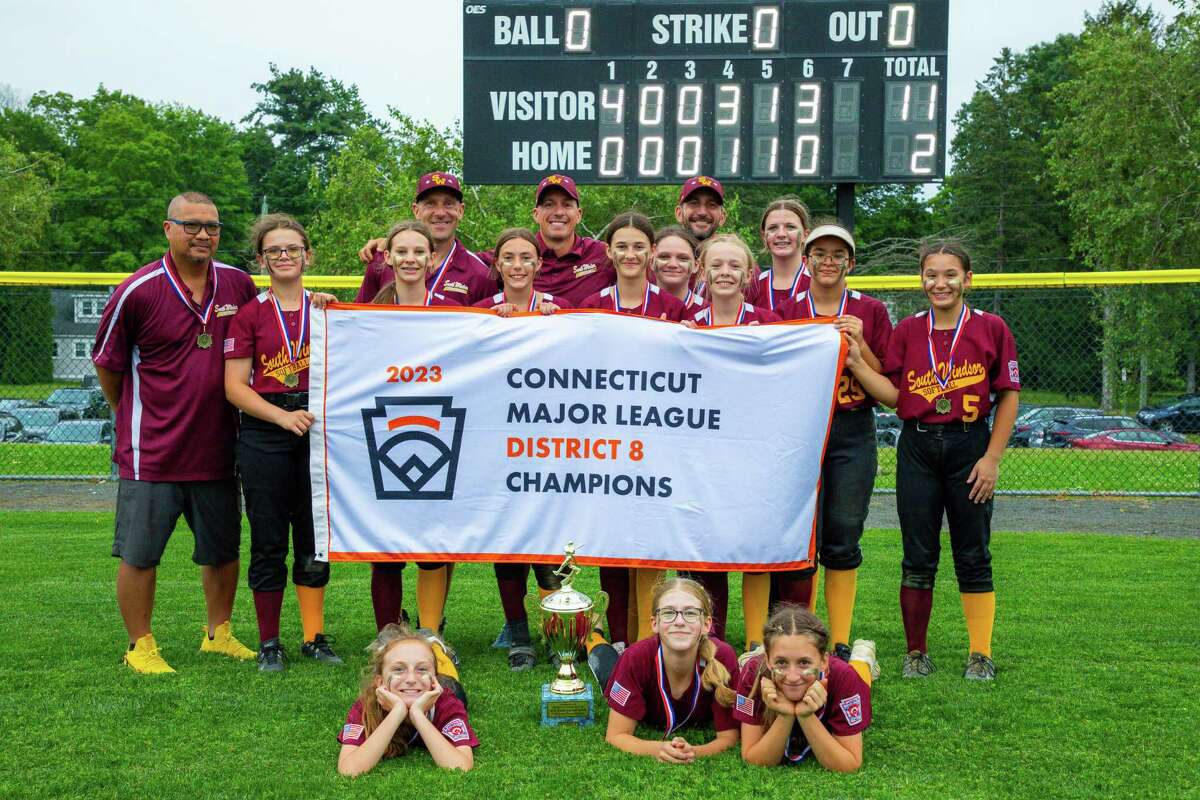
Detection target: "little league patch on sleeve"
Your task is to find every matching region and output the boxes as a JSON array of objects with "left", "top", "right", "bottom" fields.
[
  {"left": 838, "top": 694, "right": 864, "bottom": 727},
  {"left": 1008, "top": 360, "right": 1020, "bottom": 383},
  {"left": 341, "top": 723, "right": 364, "bottom": 741},
  {"left": 441, "top": 719, "right": 470, "bottom": 743},
  {"left": 735, "top": 694, "right": 755, "bottom": 716},
  {"left": 223, "top": 338, "right": 235, "bottom": 354},
  {"left": 609, "top": 681, "right": 631, "bottom": 706}
]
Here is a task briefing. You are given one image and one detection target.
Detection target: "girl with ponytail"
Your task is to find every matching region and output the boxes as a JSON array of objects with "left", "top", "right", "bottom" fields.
[{"left": 603, "top": 578, "right": 740, "bottom": 763}]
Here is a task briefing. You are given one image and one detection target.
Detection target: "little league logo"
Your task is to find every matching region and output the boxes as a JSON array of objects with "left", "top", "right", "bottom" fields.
[
  {"left": 362, "top": 397, "right": 466, "bottom": 500},
  {"left": 839, "top": 693, "right": 864, "bottom": 726}
]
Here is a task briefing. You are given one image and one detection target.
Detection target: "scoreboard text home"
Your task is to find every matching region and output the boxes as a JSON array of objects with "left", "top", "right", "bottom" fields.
[{"left": 463, "top": 0, "right": 949, "bottom": 185}]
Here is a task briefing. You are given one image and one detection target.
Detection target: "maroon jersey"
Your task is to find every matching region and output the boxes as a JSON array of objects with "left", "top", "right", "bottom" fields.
[
  {"left": 744, "top": 266, "right": 811, "bottom": 313},
  {"left": 337, "top": 694, "right": 478, "bottom": 750},
  {"left": 372, "top": 290, "right": 460, "bottom": 308},
  {"left": 479, "top": 232, "right": 614, "bottom": 307},
  {"left": 471, "top": 290, "right": 567, "bottom": 311},
  {"left": 690, "top": 302, "right": 781, "bottom": 327},
  {"left": 733, "top": 655, "right": 871, "bottom": 765},
  {"left": 781, "top": 289, "right": 893, "bottom": 411},
  {"left": 355, "top": 239, "right": 495, "bottom": 304},
  {"left": 604, "top": 636, "right": 739, "bottom": 733},
  {"left": 223, "top": 289, "right": 311, "bottom": 394},
  {"left": 885, "top": 307, "right": 1021, "bottom": 423},
  {"left": 577, "top": 283, "right": 687, "bottom": 322},
  {"left": 92, "top": 254, "right": 256, "bottom": 482}
]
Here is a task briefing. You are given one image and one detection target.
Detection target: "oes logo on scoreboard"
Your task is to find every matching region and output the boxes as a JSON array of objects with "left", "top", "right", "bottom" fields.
[{"left": 361, "top": 397, "right": 467, "bottom": 500}]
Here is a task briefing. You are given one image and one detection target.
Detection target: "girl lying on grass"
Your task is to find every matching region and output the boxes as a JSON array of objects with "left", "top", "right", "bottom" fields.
[
  {"left": 337, "top": 624, "right": 475, "bottom": 775},
  {"left": 736, "top": 604, "right": 876, "bottom": 772}
]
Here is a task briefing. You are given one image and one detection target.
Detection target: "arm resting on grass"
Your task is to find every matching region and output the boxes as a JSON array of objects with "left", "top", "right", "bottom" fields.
[
  {"left": 408, "top": 712, "right": 474, "bottom": 771},
  {"left": 337, "top": 709, "right": 407, "bottom": 777},
  {"left": 796, "top": 714, "right": 863, "bottom": 772},
  {"left": 740, "top": 715, "right": 794, "bottom": 766},
  {"left": 690, "top": 727, "right": 738, "bottom": 758}
]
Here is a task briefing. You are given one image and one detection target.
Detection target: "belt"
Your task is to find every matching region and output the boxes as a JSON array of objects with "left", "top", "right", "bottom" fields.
[
  {"left": 263, "top": 391, "right": 309, "bottom": 411},
  {"left": 904, "top": 418, "right": 983, "bottom": 434}
]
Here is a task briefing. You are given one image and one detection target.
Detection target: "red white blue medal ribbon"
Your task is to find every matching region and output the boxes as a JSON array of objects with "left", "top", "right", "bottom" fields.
[
  {"left": 927, "top": 304, "right": 970, "bottom": 392},
  {"left": 684, "top": 288, "right": 696, "bottom": 308},
  {"left": 806, "top": 289, "right": 848, "bottom": 319},
  {"left": 427, "top": 241, "right": 455, "bottom": 294},
  {"left": 161, "top": 256, "right": 217, "bottom": 329},
  {"left": 655, "top": 642, "right": 702, "bottom": 736},
  {"left": 528, "top": 291, "right": 539, "bottom": 312},
  {"left": 269, "top": 290, "right": 309, "bottom": 367},
  {"left": 735, "top": 303, "right": 747, "bottom": 325},
  {"left": 766, "top": 266, "right": 805, "bottom": 312},
  {"left": 613, "top": 282, "right": 653, "bottom": 314}
]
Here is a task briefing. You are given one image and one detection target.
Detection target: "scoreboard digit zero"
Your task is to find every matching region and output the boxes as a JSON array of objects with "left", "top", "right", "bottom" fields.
[{"left": 463, "top": 0, "right": 949, "bottom": 185}]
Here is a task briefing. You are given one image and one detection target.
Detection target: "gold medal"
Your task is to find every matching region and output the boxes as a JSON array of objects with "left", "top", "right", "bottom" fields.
[
  {"left": 935, "top": 397, "right": 952, "bottom": 415},
  {"left": 283, "top": 372, "right": 299, "bottom": 388},
  {"left": 196, "top": 332, "right": 213, "bottom": 349}
]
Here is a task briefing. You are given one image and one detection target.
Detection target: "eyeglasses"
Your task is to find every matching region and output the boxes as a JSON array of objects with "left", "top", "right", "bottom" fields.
[
  {"left": 809, "top": 253, "right": 850, "bottom": 266},
  {"left": 499, "top": 255, "right": 538, "bottom": 268},
  {"left": 655, "top": 607, "right": 704, "bottom": 624},
  {"left": 262, "top": 245, "right": 305, "bottom": 262},
  {"left": 168, "top": 218, "right": 223, "bottom": 236}
]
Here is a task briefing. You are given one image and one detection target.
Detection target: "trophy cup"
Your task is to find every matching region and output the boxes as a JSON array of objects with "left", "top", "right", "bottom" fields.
[{"left": 538, "top": 542, "right": 608, "bottom": 727}]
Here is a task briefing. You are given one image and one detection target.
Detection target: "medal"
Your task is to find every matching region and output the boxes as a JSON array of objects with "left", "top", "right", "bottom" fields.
[
  {"left": 160, "top": 255, "right": 218, "bottom": 350},
  {"left": 269, "top": 289, "right": 310, "bottom": 388},
  {"left": 766, "top": 265, "right": 806, "bottom": 312},
  {"left": 926, "top": 303, "right": 970, "bottom": 413},
  {"left": 613, "top": 282, "right": 653, "bottom": 314},
  {"left": 655, "top": 642, "right": 702, "bottom": 737},
  {"left": 428, "top": 241, "right": 455, "bottom": 293}
]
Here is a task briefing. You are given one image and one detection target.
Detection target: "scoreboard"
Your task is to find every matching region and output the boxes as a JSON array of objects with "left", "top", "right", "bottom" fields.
[{"left": 463, "top": 0, "right": 949, "bottom": 185}]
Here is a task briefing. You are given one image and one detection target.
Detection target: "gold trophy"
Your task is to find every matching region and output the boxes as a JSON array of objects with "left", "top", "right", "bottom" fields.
[{"left": 538, "top": 542, "right": 608, "bottom": 726}]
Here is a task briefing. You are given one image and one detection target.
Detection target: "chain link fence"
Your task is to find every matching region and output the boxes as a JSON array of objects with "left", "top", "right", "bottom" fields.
[{"left": 1, "top": 275, "right": 1197, "bottom": 494}]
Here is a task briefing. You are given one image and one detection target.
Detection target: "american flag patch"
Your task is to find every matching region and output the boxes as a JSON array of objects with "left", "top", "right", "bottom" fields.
[
  {"left": 609, "top": 681, "right": 631, "bottom": 706},
  {"left": 1008, "top": 360, "right": 1020, "bottom": 384},
  {"left": 735, "top": 694, "right": 755, "bottom": 716},
  {"left": 441, "top": 719, "right": 470, "bottom": 743},
  {"left": 341, "top": 723, "right": 364, "bottom": 741},
  {"left": 223, "top": 337, "right": 235, "bottom": 353}
]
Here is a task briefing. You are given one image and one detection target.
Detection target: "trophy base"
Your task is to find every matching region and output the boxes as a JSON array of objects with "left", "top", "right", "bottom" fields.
[{"left": 540, "top": 683, "right": 594, "bottom": 727}]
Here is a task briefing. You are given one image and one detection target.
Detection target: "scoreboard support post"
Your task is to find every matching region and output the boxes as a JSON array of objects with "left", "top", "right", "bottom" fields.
[{"left": 836, "top": 183, "right": 856, "bottom": 232}]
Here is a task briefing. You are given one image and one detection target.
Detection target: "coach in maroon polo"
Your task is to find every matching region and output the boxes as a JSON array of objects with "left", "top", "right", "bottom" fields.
[
  {"left": 93, "top": 191, "right": 258, "bottom": 674},
  {"left": 354, "top": 171, "right": 495, "bottom": 304},
  {"left": 523, "top": 173, "right": 615, "bottom": 307},
  {"left": 674, "top": 175, "right": 728, "bottom": 242}
]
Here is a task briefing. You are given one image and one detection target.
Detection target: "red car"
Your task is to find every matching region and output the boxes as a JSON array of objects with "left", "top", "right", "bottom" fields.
[{"left": 1069, "top": 429, "right": 1200, "bottom": 452}]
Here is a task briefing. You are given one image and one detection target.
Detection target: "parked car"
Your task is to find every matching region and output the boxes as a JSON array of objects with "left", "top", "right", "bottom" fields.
[
  {"left": 1137, "top": 395, "right": 1200, "bottom": 434},
  {"left": 1069, "top": 428, "right": 1200, "bottom": 452},
  {"left": 0, "top": 411, "right": 23, "bottom": 441},
  {"left": 42, "top": 419, "right": 113, "bottom": 445},
  {"left": 874, "top": 408, "right": 901, "bottom": 447},
  {"left": 1010, "top": 406, "right": 1102, "bottom": 447},
  {"left": 43, "top": 387, "right": 108, "bottom": 419},
  {"left": 1043, "top": 415, "right": 1153, "bottom": 447},
  {"left": 0, "top": 398, "right": 26, "bottom": 413},
  {"left": 10, "top": 407, "right": 62, "bottom": 441}
]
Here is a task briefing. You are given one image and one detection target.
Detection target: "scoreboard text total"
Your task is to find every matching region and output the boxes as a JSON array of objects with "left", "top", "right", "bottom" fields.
[{"left": 463, "top": 1, "right": 949, "bottom": 185}]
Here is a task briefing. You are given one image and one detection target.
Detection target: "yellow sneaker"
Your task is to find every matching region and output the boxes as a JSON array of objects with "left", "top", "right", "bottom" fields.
[
  {"left": 199, "top": 621, "right": 255, "bottom": 661},
  {"left": 124, "top": 634, "right": 176, "bottom": 674}
]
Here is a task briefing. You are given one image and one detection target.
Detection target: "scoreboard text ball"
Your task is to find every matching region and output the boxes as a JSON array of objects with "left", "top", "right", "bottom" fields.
[{"left": 463, "top": 0, "right": 949, "bottom": 185}]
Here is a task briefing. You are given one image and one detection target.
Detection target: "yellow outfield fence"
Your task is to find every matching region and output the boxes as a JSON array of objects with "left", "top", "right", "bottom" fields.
[{"left": 0, "top": 270, "right": 1198, "bottom": 494}]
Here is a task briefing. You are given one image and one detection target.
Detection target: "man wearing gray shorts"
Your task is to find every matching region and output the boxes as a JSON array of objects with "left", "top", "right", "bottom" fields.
[{"left": 93, "top": 191, "right": 258, "bottom": 673}]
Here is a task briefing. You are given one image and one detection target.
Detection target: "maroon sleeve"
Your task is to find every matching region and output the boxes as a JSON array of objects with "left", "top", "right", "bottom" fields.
[
  {"left": 732, "top": 656, "right": 766, "bottom": 725},
  {"left": 988, "top": 314, "right": 1021, "bottom": 393},
  {"left": 431, "top": 693, "right": 480, "bottom": 748},
  {"left": 867, "top": 298, "right": 893, "bottom": 362},
  {"left": 661, "top": 292, "right": 687, "bottom": 322},
  {"left": 223, "top": 301, "right": 258, "bottom": 360},
  {"left": 547, "top": 293, "right": 573, "bottom": 310},
  {"left": 711, "top": 640, "right": 741, "bottom": 732},
  {"left": 576, "top": 292, "right": 604, "bottom": 310},
  {"left": 605, "top": 646, "right": 649, "bottom": 721},
  {"left": 884, "top": 316, "right": 912, "bottom": 391},
  {"left": 825, "top": 662, "right": 871, "bottom": 737},
  {"left": 92, "top": 279, "right": 140, "bottom": 372},
  {"left": 355, "top": 251, "right": 389, "bottom": 303},
  {"left": 337, "top": 700, "right": 368, "bottom": 746}
]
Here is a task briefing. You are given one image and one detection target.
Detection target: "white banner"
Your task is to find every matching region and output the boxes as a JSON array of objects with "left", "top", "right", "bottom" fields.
[{"left": 310, "top": 306, "right": 844, "bottom": 571}]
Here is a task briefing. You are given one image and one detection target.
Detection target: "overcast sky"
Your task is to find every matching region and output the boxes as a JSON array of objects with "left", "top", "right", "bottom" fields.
[{"left": 1, "top": 0, "right": 1183, "bottom": 161}]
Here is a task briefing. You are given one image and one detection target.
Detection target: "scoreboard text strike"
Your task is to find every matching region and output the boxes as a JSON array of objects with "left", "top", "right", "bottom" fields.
[{"left": 463, "top": 0, "right": 949, "bottom": 185}]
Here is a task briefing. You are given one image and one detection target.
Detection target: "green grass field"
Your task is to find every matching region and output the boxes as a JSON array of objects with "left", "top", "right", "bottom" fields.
[{"left": 1, "top": 513, "right": 1196, "bottom": 799}]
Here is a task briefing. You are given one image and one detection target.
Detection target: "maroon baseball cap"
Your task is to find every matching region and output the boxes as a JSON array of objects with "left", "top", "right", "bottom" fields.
[
  {"left": 415, "top": 171, "right": 463, "bottom": 201},
  {"left": 535, "top": 174, "right": 580, "bottom": 203},
  {"left": 678, "top": 175, "right": 725, "bottom": 204}
]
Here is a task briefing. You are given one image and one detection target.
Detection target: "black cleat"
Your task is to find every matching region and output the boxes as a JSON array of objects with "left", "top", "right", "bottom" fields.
[
  {"left": 438, "top": 675, "right": 468, "bottom": 707},
  {"left": 508, "top": 644, "right": 536, "bottom": 671},
  {"left": 300, "top": 633, "right": 343, "bottom": 666},
  {"left": 833, "top": 642, "right": 852, "bottom": 663},
  {"left": 588, "top": 643, "right": 620, "bottom": 689},
  {"left": 963, "top": 652, "right": 996, "bottom": 681},
  {"left": 257, "top": 638, "right": 287, "bottom": 673}
]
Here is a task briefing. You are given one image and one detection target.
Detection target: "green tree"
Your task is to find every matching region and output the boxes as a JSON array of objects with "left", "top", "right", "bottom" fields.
[{"left": 0, "top": 137, "right": 59, "bottom": 271}]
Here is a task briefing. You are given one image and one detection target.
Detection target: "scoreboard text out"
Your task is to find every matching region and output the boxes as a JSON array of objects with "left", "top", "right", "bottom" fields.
[{"left": 463, "top": 0, "right": 949, "bottom": 185}]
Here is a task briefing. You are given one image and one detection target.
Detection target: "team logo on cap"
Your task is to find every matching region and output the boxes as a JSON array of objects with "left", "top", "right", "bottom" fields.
[
  {"left": 431, "top": 174, "right": 447, "bottom": 185},
  {"left": 362, "top": 396, "right": 466, "bottom": 500},
  {"left": 696, "top": 176, "right": 713, "bottom": 186},
  {"left": 546, "top": 174, "right": 564, "bottom": 184}
]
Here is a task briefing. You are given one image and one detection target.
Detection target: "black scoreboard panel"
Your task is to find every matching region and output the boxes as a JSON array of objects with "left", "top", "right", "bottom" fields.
[{"left": 463, "top": 0, "right": 949, "bottom": 185}]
